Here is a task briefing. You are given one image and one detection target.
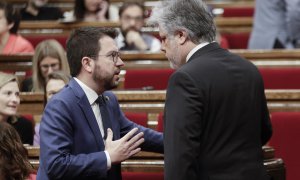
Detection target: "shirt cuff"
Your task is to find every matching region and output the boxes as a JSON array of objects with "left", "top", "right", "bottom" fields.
[{"left": 104, "top": 150, "right": 111, "bottom": 170}]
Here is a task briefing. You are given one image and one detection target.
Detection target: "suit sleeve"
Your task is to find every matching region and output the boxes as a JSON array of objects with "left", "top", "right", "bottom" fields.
[
  {"left": 40, "top": 99, "right": 108, "bottom": 179},
  {"left": 164, "top": 71, "right": 204, "bottom": 180},
  {"left": 108, "top": 92, "right": 164, "bottom": 153}
]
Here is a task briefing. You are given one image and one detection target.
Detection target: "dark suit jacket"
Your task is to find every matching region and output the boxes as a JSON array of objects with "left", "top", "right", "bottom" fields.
[
  {"left": 164, "top": 42, "right": 272, "bottom": 180},
  {"left": 37, "top": 78, "right": 163, "bottom": 180}
]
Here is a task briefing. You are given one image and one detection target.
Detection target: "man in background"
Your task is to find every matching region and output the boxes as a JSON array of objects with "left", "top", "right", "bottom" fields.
[
  {"left": 248, "top": 0, "right": 300, "bottom": 49},
  {"left": 116, "top": 1, "right": 161, "bottom": 52}
]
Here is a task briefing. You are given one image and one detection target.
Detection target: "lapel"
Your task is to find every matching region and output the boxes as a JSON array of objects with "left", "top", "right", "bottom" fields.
[{"left": 69, "top": 78, "right": 105, "bottom": 149}]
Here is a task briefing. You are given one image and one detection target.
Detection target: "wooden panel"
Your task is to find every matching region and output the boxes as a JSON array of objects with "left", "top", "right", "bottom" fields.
[
  {"left": 27, "top": 145, "right": 285, "bottom": 180},
  {"left": 1, "top": 50, "right": 300, "bottom": 73},
  {"left": 18, "top": 90, "right": 300, "bottom": 116}
]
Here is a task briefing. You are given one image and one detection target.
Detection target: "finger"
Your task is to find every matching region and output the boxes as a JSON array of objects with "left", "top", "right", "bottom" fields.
[
  {"left": 128, "top": 138, "right": 144, "bottom": 152},
  {"left": 127, "top": 132, "right": 144, "bottom": 146},
  {"left": 121, "top": 128, "right": 139, "bottom": 142},
  {"left": 128, "top": 148, "right": 141, "bottom": 157},
  {"left": 106, "top": 128, "right": 113, "bottom": 141}
]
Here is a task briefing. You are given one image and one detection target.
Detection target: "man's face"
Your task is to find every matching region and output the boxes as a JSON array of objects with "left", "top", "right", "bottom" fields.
[
  {"left": 30, "top": 0, "right": 48, "bottom": 8},
  {"left": 120, "top": 5, "right": 144, "bottom": 33},
  {"left": 159, "top": 27, "right": 183, "bottom": 69},
  {"left": 92, "top": 36, "right": 124, "bottom": 90}
]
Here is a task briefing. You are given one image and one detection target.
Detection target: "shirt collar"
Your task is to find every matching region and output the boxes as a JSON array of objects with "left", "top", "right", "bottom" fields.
[
  {"left": 186, "top": 42, "right": 210, "bottom": 62},
  {"left": 74, "top": 77, "right": 99, "bottom": 105}
]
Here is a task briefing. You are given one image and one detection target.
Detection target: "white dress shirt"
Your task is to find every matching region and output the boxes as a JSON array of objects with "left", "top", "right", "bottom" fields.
[{"left": 74, "top": 77, "right": 111, "bottom": 169}]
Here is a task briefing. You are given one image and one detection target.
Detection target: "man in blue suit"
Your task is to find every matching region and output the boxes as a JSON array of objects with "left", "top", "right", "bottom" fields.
[{"left": 37, "top": 27, "right": 163, "bottom": 180}]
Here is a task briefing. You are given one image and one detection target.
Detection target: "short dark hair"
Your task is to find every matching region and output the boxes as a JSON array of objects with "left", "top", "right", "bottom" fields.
[
  {"left": 0, "top": 1, "right": 20, "bottom": 34},
  {"left": 66, "top": 27, "right": 118, "bottom": 77},
  {"left": 119, "top": 1, "right": 145, "bottom": 18}
]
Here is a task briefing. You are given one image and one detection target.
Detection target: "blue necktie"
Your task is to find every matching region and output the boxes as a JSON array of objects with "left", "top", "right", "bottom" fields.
[{"left": 97, "top": 95, "right": 112, "bottom": 140}]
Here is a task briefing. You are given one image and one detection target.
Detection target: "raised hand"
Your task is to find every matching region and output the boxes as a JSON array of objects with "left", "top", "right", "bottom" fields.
[{"left": 105, "top": 128, "right": 144, "bottom": 164}]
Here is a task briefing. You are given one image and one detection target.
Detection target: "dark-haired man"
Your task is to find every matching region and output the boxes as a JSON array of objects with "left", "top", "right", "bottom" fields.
[
  {"left": 37, "top": 27, "right": 163, "bottom": 180},
  {"left": 116, "top": 2, "right": 160, "bottom": 52}
]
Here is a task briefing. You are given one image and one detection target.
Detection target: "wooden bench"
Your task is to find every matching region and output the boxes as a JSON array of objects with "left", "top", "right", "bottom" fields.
[
  {"left": 26, "top": 145, "right": 285, "bottom": 179},
  {"left": 18, "top": 90, "right": 300, "bottom": 130},
  {"left": 18, "top": 17, "right": 252, "bottom": 35},
  {"left": 2, "top": 50, "right": 300, "bottom": 74}
]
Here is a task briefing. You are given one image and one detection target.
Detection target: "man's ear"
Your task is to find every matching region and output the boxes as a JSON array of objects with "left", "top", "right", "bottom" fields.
[
  {"left": 81, "top": 57, "right": 93, "bottom": 73},
  {"left": 175, "top": 30, "right": 189, "bottom": 45}
]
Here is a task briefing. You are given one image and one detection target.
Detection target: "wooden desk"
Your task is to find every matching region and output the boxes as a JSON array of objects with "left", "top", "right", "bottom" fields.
[
  {"left": 1, "top": 50, "right": 300, "bottom": 73},
  {"left": 27, "top": 145, "right": 285, "bottom": 179},
  {"left": 19, "top": 90, "right": 300, "bottom": 117}
]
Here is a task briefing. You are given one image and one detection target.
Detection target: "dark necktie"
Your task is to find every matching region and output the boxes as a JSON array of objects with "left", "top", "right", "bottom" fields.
[{"left": 97, "top": 95, "right": 112, "bottom": 140}]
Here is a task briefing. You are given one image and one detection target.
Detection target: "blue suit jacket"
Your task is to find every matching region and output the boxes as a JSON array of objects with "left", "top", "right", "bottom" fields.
[{"left": 37, "top": 78, "right": 163, "bottom": 180}]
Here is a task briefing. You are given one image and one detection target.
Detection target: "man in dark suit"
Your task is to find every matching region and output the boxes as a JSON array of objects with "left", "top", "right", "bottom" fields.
[
  {"left": 37, "top": 27, "right": 163, "bottom": 180},
  {"left": 149, "top": 0, "right": 272, "bottom": 180}
]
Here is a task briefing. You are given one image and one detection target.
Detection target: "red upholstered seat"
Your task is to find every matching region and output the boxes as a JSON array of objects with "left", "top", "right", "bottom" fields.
[
  {"left": 122, "top": 172, "right": 163, "bottom": 180},
  {"left": 269, "top": 112, "right": 300, "bottom": 180},
  {"left": 124, "top": 112, "right": 148, "bottom": 127},
  {"left": 124, "top": 69, "right": 175, "bottom": 90},
  {"left": 24, "top": 35, "right": 68, "bottom": 49},
  {"left": 156, "top": 112, "right": 164, "bottom": 132},
  {"left": 221, "top": 33, "right": 250, "bottom": 49},
  {"left": 222, "top": 7, "right": 254, "bottom": 17},
  {"left": 259, "top": 68, "right": 300, "bottom": 89}
]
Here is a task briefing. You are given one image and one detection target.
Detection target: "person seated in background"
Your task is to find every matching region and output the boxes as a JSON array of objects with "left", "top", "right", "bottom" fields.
[
  {"left": 33, "top": 71, "right": 71, "bottom": 146},
  {"left": 116, "top": 1, "right": 161, "bottom": 52},
  {"left": 64, "top": 0, "right": 118, "bottom": 22},
  {"left": 0, "top": 122, "right": 36, "bottom": 180},
  {"left": 0, "top": 72, "right": 33, "bottom": 145},
  {"left": 248, "top": 0, "right": 300, "bottom": 49},
  {"left": 20, "top": 0, "right": 63, "bottom": 20},
  {"left": 21, "top": 39, "right": 70, "bottom": 92},
  {"left": 0, "top": 1, "right": 34, "bottom": 54}
]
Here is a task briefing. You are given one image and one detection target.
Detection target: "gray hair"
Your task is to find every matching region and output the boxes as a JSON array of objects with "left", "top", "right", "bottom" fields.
[{"left": 149, "top": 0, "right": 216, "bottom": 44}]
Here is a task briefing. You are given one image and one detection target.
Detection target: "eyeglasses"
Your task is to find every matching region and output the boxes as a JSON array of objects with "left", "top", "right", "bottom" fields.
[
  {"left": 40, "top": 63, "right": 60, "bottom": 71},
  {"left": 91, "top": 51, "right": 121, "bottom": 64}
]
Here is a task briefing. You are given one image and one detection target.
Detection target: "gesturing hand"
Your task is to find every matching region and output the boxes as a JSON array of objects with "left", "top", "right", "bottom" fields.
[{"left": 105, "top": 128, "right": 144, "bottom": 164}]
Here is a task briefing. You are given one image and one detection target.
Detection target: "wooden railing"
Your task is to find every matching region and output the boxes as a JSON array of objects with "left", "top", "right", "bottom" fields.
[
  {"left": 26, "top": 145, "right": 285, "bottom": 179},
  {"left": 17, "top": 16, "right": 252, "bottom": 35},
  {"left": 2, "top": 50, "right": 300, "bottom": 73},
  {"left": 19, "top": 90, "right": 300, "bottom": 118}
]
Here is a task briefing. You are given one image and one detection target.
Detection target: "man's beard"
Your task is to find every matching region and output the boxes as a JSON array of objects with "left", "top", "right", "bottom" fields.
[
  {"left": 168, "top": 44, "right": 182, "bottom": 69},
  {"left": 93, "top": 73, "right": 117, "bottom": 91}
]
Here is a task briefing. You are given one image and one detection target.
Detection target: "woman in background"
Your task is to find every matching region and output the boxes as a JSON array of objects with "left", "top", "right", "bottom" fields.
[
  {"left": 21, "top": 39, "right": 70, "bottom": 92},
  {"left": 0, "top": 122, "right": 36, "bottom": 180},
  {"left": 0, "top": 1, "right": 34, "bottom": 54},
  {"left": 0, "top": 72, "right": 33, "bottom": 145},
  {"left": 64, "top": 0, "right": 118, "bottom": 22},
  {"left": 33, "top": 71, "right": 71, "bottom": 146}
]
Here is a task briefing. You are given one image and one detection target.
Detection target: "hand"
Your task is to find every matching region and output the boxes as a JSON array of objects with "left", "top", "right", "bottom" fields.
[
  {"left": 126, "top": 30, "right": 149, "bottom": 51},
  {"left": 105, "top": 128, "right": 144, "bottom": 164},
  {"left": 97, "top": 0, "right": 109, "bottom": 21}
]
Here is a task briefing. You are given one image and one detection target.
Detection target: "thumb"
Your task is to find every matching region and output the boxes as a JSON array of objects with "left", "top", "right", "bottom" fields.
[{"left": 106, "top": 128, "right": 113, "bottom": 141}]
